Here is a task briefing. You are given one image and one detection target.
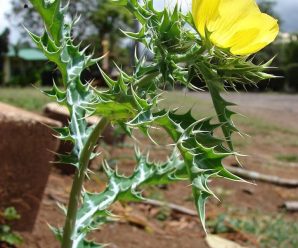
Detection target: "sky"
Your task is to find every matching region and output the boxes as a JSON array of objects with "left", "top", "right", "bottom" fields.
[{"left": 0, "top": 0, "right": 298, "bottom": 43}]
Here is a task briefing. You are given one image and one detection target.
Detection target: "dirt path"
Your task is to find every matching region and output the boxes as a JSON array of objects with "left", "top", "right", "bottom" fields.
[{"left": 195, "top": 92, "right": 298, "bottom": 131}]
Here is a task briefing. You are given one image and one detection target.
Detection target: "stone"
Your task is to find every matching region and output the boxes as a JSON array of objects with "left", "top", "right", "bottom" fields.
[{"left": 0, "top": 103, "right": 61, "bottom": 232}]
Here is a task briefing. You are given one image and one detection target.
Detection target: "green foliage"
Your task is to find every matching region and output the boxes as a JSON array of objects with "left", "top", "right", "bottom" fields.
[
  {"left": 9, "top": 0, "right": 134, "bottom": 70},
  {"left": 0, "top": 28, "right": 9, "bottom": 84},
  {"left": 0, "top": 207, "right": 23, "bottom": 246},
  {"left": 29, "top": 0, "right": 64, "bottom": 44},
  {"left": 284, "top": 38, "right": 298, "bottom": 64},
  {"left": 208, "top": 213, "right": 298, "bottom": 248},
  {"left": 0, "top": 87, "right": 51, "bottom": 112},
  {"left": 276, "top": 154, "right": 298, "bottom": 163},
  {"left": 3, "top": 208, "right": 20, "bottom": 222},
  {"left": 6, "top": 63, "right": 52, "bottom": 87},
  {"left": 27, "top": 0, "right": 274, "bottom": 247},
  {"left": 286, "top": 63, "right": 298, "bottom": 91},
  {"left": 0, "top": 28, "right": 9, "bottom": 56}
]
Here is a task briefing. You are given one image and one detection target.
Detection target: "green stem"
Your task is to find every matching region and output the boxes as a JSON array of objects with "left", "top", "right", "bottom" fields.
[
  {"left": 162, "top": 128, "right": 199, "bottom": 215},
  {"left": 135, "top": 71, "right": 160, "bottom": 88},
  {"left": 176, "top": 143, "right": 198, "bottom": 203},
  {"left": 61, "top": 117, "right": 109, "bottom": 248},
  {"left": 198, "top": 62, "right": 234, "bottom": 151}
]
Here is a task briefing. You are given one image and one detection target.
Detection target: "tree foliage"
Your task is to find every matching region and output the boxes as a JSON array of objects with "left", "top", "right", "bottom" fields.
[
  {"left": 0, "top": 28, "right": 9, "bottom": 56},
  {"left": 9, "top": 0, "right": 134, "bottom": 69}
]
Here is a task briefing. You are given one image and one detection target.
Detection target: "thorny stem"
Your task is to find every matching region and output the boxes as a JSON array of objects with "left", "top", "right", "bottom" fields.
[
  {"left": 62, "top": 117, "right": 109, "bottom": 248},
  {"left": 198, "top": 62, "right": 234, "bottom": 151}
]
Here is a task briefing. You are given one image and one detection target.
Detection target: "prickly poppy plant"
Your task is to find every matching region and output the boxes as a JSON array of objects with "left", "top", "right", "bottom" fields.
[{"left": 27, "top": 0, "right": 278, "bottom": 247}]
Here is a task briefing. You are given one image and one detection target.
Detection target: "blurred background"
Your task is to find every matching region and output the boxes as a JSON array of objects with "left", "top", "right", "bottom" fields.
[
  {"left": 0, "top": 1, "right": 297, "bottom": 248},
  {"left": 1, "top": 0, "right": 298, "bottom": 91}
]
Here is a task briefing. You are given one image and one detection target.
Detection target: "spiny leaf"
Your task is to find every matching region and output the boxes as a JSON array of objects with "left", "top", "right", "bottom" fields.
[
  {"left": 72, "top": 150, "right": 186, "bottom": 244},
  {"left": 42, "top": 81, "right": 67, "bottom": 103},
  {"left": 52, "top": 126, "right": 74, "bottom": 142},
  {"left": 198, "top": 62, "right": 239, "bottom": 151},
  {"left": 128, "top": 109, "right": 242, "bottom": 229},
  {"left": 29, "top": 0, "right": 64, "bottom": 44},
  {"left": 77, "top": 240, "right": 105, "bottom": 248},
  {"left": 120, "top": 26, "right": 146, "bottom": 41}
]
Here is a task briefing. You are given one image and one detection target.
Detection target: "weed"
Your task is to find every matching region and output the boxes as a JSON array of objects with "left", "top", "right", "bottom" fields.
[
  {"left": 276, "top": 154, "right": 298, "bottom": 163},
  {"left": 208, "top": 212, "right": 298, "bottom": 248},
  {"left": 0, "top": 207, "right": 23, "bottom": 246}
]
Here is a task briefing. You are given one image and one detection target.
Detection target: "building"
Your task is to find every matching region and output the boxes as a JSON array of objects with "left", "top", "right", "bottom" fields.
[{"left": 3, "top": 47, "right": 47, "bottom": 84}]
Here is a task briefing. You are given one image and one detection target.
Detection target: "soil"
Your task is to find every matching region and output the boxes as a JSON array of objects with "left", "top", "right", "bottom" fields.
[
  {"left": 13, "top": 93, "right": 298, "bottom": 247},
  {"left": 0, "top": 242, "right": 15, "bottom": 248}
]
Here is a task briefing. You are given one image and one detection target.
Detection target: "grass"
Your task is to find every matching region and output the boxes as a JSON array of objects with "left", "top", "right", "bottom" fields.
[
  {"left": 276, "top": 154, "right": 298, "bottom": 163},
  {"left": 207, "top": 211, "right": 298, "bottom": 248},
  {"left": 0, "top": 87, "right": 51, "bottom": 113},
  {"left": 236, "top": 115, "right": 298, "bottom": 136}
]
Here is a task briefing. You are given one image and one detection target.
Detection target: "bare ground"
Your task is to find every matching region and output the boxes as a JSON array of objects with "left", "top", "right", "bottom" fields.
[{"left": 17, "top": 92, "right": 298, "bottom": 248}]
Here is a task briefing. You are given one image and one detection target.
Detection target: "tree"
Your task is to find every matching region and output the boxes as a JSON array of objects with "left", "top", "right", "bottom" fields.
[
  {"left": 8, "top": 0, "right": 134, "bottom": 70},
  {"left": 284, "top": 34, "right": 298, "bottom": 64},
  {"left": 0, "top": 28, "right": 9, "bottom": 56},
  {"left": 0, "top": 28, "right": 10, "bottom": 84},
  {"left": 82, "top": 0, "right": 134, "bottom": 71}
]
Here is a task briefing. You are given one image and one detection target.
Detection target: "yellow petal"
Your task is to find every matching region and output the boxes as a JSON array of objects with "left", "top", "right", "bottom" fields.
[
  {"left": 207, "top": 0, "right": 259, "bottom": 34},
  {"left": 208, "top": 0, "right": 259, "bottom": 45},
  {"left": 226, "top": 13, "right": 279, "bottom": 55},
  {"left": 192, "top": 0, "right": 279, "bottom": 55},
  {"left": 231, "top": 14, "right": 279, "bottom": 55},
  {"left": 192, "top": 0, "right": 220, "bottom": 38}
]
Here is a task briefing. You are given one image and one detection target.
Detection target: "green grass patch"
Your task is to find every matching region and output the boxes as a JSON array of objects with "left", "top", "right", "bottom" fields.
[
  {"left": 0, "top": 87, "right": 51, "bottom": 113},
  {"left": 234, "top": 114, "right": 298, "bottom": 136},
  {"left": 288, "top": 140, "right": 298, "bottom": 147},
  {"left": 276, "top": 154, "right": 298, "bottom": 163},
  {"left": 208, "top": 212, "right": 298, "bottom": 248}
]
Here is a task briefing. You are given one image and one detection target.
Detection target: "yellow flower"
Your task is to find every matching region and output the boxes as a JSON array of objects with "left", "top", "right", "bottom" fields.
[{"left": 192, "top": 0, "right": 279, "bottom": 55}]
